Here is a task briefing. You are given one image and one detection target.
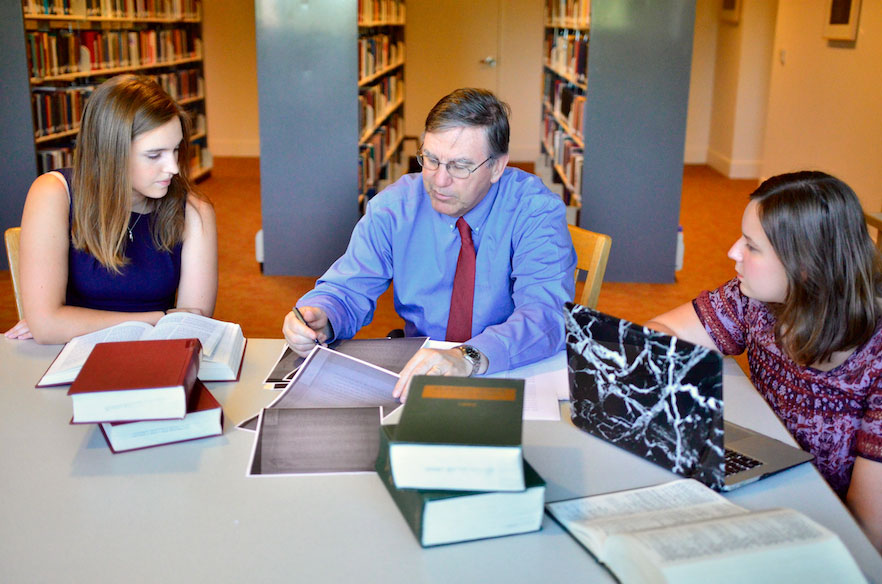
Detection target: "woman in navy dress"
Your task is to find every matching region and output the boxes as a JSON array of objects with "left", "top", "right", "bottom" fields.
[{"left": 5, "top": 74, "right": 217, "bottom": 343}]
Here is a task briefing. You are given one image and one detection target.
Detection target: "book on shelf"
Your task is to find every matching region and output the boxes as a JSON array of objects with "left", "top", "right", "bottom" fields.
[
  {"left": 390, "top": 375, "right": 525, "bottom": 492},
  {"left": 67, "top": 338, "right": 201, "bottom": 424},
  {"left": 545, "top": 479, "right": 867, "bottom": 584},
  {"left": 37, "top": 312, "right": 246, "bottom": 387},
  {"left": 376, "top": 424, "right": 546, "bottom": 547},
  {"left": 99, "top": 379, "right": 223, "bottom": 453}
]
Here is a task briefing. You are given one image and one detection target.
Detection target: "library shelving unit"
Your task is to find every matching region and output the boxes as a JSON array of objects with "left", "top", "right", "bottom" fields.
[
  {"left": 357, "top": 1, "right": 406, "bottom": 210},
  {"left": 541, "top": 1, "right": 589, "bottom": 208},
  {"left": 19, "top": 0, "right": 211, "bottom": 180},
  {"left": 256, "top": 0, "right": 406, "bottom": 276},
  {"left": 540, "top": 0, "right": 696, "bottom": 283}
]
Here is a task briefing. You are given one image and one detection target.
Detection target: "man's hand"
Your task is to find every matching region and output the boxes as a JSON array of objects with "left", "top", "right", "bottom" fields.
[
  {"left": 392, "top": 347, "right": 474, "bottom": 402},
  {"left": 283, "top": 306, "right": 331, "bottom": 357}
]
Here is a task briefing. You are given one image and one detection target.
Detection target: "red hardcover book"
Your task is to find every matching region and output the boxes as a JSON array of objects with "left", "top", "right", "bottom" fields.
[
  {"left": 67, "top": 338, "right": 201, "bottom": 424},
  {"left": 99, "top": 380, "right": 223, "bottom": 453}
]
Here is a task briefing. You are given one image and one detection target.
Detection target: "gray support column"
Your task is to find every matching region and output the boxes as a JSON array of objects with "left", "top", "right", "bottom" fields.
[
  {"left": 0, "top": 4, "right": 38, "bottom": 271},
  {"left": 580, "top": 1, "right": 695, "bottom": 282},
  {"left": 255, "top": 0, "right": 360, "bottom": 275}
]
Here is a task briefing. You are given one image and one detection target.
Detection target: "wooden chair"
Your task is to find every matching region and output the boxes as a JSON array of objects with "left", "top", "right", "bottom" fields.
[
  {"left": 865, "top": 211, "right": 882, "bottom": 254},
  {"left": 5, "top": 227, "right": 23, "bottom": 320},
  {"left": 567, "top": 224, "right": 612, "bottom": 309}
]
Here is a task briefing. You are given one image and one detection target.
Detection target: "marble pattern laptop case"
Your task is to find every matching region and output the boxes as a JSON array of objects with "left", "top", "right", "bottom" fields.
[{"left": 564, "top": 303, "right": 726, "bottom": 490}]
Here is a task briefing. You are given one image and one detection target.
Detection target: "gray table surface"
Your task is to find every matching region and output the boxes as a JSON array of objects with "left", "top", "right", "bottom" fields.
[{"left": 1, "top": 337, "right": 879, "bottom": 583}]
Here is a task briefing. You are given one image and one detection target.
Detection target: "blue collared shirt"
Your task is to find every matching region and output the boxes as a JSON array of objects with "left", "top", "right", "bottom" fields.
[{"left": 298, "top": 168, "right": 576, "bottom": 373}]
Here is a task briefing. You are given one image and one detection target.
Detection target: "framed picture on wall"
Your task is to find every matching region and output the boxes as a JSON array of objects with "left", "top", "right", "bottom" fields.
[
  {"left": 720, "top": 0, "right": 742, "bottom": 24},
  {"left": 824, "top": 0, "right": 862, "bottom": 40}
]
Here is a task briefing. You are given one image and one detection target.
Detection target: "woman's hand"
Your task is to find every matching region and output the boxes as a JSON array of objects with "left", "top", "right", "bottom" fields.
[{"left": 4, "top": 319, "right": 33, "bottom": 340}]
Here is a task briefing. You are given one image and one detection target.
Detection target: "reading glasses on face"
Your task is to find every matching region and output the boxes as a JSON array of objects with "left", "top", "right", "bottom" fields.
[{"left": 416, "top": 152, "right": 493, "bottom": 180}]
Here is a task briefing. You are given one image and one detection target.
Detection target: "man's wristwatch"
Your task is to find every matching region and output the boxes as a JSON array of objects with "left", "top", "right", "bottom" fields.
[{"left": 458, "top": 345, "right": 482, "bottom": 377}]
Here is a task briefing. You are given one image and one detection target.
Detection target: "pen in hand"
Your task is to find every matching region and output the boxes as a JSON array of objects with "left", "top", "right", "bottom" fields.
[{"left": 293, "top": 307, "right": 321, "bottom": 345}]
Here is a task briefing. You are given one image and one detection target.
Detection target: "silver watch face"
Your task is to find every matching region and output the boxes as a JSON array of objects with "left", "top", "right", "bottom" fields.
[{"left": 460, "top": 345, "right": 480, "bottom": 374}]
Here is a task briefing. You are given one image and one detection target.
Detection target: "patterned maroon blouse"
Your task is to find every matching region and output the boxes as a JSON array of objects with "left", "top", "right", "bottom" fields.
[{"left": 693, "top": 278, "right": 882, "bottom": 497}]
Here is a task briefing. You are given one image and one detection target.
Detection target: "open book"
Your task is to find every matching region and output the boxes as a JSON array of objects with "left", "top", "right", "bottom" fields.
[
  {"left": 37, "top": 313, "right": 246, "bottom": 386},
  {"left": 546, "top": 479, "right": 866, "bottom": 584}
]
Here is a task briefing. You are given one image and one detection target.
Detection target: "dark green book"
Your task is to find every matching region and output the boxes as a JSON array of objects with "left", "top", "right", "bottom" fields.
[
  {"left": 377, "top": 425, "right": 545, "bottom": 547},
  {"left": 390, "top": 375, "right": 525, "bottom": 491}
]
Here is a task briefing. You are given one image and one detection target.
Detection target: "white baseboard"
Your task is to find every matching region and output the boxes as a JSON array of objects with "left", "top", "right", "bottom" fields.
[{"left": 707, "top": 148, "right": 762, "bottom": 179}]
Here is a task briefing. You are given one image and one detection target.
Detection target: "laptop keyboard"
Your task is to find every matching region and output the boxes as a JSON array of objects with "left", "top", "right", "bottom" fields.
[{"left": 725, "top": 448, "right": 762, "bottom": 475}]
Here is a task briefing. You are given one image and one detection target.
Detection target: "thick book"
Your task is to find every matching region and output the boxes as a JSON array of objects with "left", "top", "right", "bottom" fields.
[
  {"left": 546, "top": 479, "right": 866, "bottom": 584},
  {"left": 377, "top": 424, "right": 545, "bottom": 547},
  {"left": 99, "top": 380, "right": 223, "bottom": 453},
  {"left": 37, "top": 312, "right": 246, "bottom": 387},
  {"left": 68, "top": 338, "right": 200, "bottom": 424},
  {"left": 390, "top": 375, "right": 525, "bottom": 492}
]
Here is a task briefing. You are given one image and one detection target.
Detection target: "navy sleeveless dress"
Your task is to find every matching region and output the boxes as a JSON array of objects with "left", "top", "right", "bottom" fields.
[{"left": 60, "top": 168, "right": 183, "bottom": 312}]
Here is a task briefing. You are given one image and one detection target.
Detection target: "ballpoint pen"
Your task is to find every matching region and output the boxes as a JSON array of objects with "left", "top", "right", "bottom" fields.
[{"left": 292, "top": 306, "right": 321, "bottom": 345}]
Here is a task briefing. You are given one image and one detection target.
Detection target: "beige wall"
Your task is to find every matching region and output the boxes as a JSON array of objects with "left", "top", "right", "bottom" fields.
[
  {"left": 762, "top": 0, "right": 882, "bottom": 213},
  {"left": 405, "top": 0, "right": 543, "bottom": 163},
  {"left": 706, "top": 0, "right": 777, "bottom": 178},
  {"left": 684, "top": 0, "right": 717, "bottom": 164},
  {"left": 203, "top": 0, "right": 260, "bottom": 157}
]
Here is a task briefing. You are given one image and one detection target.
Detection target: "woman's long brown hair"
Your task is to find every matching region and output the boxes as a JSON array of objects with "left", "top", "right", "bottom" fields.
[{"left": 71, "top": 74, "right": 194, "bottom": 273}]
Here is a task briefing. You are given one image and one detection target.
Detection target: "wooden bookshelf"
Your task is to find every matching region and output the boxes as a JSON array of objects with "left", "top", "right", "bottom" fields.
[
  {"left": 357, "top": 0, "right": 406, "bottom": 205},
  {"left": 541, "top": 0, "right": 589, "bottom": 209},
  {"left": 20, "top": 0, "right": 211, "bottom": 180}
]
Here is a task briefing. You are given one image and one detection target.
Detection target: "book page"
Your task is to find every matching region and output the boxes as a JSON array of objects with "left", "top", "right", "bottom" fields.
[
  {"left": 144, "top": 312, "right": 228, "bottom": 357},
  {"left": 546, "top": 480, "right": 741, "bottom": 556},
  {"left": 47, "top": 321, "right": 153, "bottom": 375},
  {"left": 622, "top": 508, "right": 833, "bottom": 564},
  {"left": 523, "top": 376, "right": 561, "bottom": 421},
  {"left": 269, "top": 346, "right": 401, "bottom": 415}
]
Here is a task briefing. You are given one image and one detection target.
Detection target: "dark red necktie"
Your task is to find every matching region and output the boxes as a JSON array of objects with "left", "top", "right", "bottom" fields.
[{"left": 446, "top": 217, "right": 476, "bottom": 342}]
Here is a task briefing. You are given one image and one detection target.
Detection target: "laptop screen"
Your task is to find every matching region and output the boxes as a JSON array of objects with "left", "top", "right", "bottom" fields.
[{"left": 564, "top": 302, "right": 726, "bottom": 490}]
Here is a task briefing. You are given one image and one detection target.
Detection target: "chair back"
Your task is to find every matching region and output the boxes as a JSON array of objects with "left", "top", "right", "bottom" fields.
[
  {"left": 567, "top": 224, "right": 611, "bottom": 309},
  {"left": 865, "top": 211, "right": 882, "bottom": 254},
  {"left": 5, "top": 227, "right": 23, "bottom": 320}
]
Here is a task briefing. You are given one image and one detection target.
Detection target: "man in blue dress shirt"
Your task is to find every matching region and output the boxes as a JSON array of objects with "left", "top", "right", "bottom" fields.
[{"left": 283, "top": 88, "right": 576, "bottom": 400}]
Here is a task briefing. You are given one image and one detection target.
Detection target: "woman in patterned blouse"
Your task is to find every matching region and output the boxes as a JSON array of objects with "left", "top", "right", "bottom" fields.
[{"left": 646, "top": 171, "right": 882, "bottom": 552}]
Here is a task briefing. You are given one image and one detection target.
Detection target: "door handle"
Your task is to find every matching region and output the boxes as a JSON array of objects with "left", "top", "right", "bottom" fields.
[{"left": 479, "top": 56, "right": 497, "bottom": 67}]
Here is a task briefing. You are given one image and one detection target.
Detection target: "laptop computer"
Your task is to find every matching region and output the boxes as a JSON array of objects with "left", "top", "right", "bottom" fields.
[{"left": 564, "top": 302, "right": 813, "bottom": 491}]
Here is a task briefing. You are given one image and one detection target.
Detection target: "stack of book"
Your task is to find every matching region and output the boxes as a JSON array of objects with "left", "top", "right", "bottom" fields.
[
  {"left": 66, "top": 338, "right": 223, "bottom": 453},
  {"left": 376, "top": 375, "right": 546, "bottom": 547}
]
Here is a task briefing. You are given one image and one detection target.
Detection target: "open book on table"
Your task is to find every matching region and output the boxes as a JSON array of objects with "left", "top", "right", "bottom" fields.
[
  {"left": 37, "top": 312, "right": 246, "bottom": 386},
  {"left": 545, "top": 479, "right": 867, "bottom": 584}
]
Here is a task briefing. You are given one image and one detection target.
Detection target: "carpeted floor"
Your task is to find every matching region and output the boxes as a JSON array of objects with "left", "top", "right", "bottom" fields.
[{"left": 0, "top": 159, "right": 758, "bottom": 353}]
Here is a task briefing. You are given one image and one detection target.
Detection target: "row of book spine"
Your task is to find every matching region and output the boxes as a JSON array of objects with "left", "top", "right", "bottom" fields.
[
  {"left": 359, "top": 73, "right": 403, "bottom": 141},
  {"left": 357, "top": 0, "right": 405, "bottom": 25},
  {"left": 22, "top": 0, "right": 201, "bottom": 20},
  {"left": 359, "top": 111, "right": 402, "bottom": 195},
  {"left": 36, "top": 106, "right": 205, "bottom": 174},
  {"left": 545, "top": 29, "right": 588, "bottom": 83},
  {"left": 37, "top": 125, "right": 207, "bottom": 173},
  {"left": 544, "top": 0, "right": 590, "bottom": 28},
  {"left": 358, "top": 32, "right": 405, "bottom": 82},
  {"left": 544, "top": 73, "right": 586, "bottom": 138},
  {"left": 543, "top": 116, "right": 583, "bottom": 203},
  {"left": 32, "top": 68, "right": 202, "bottom": 140},
  {"left": 26, "top": 28, "right": 201, "bottom": 80}
]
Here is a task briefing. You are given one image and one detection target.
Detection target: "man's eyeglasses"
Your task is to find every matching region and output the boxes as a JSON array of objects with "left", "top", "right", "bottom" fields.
[{"left": 416, "top": 152, "right": 493, "bottom": 180}]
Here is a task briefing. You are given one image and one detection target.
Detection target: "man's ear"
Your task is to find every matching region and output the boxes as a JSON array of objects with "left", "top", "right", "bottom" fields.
[{"left": 489, "top": 153, "right": 509, "bottom": 183}]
